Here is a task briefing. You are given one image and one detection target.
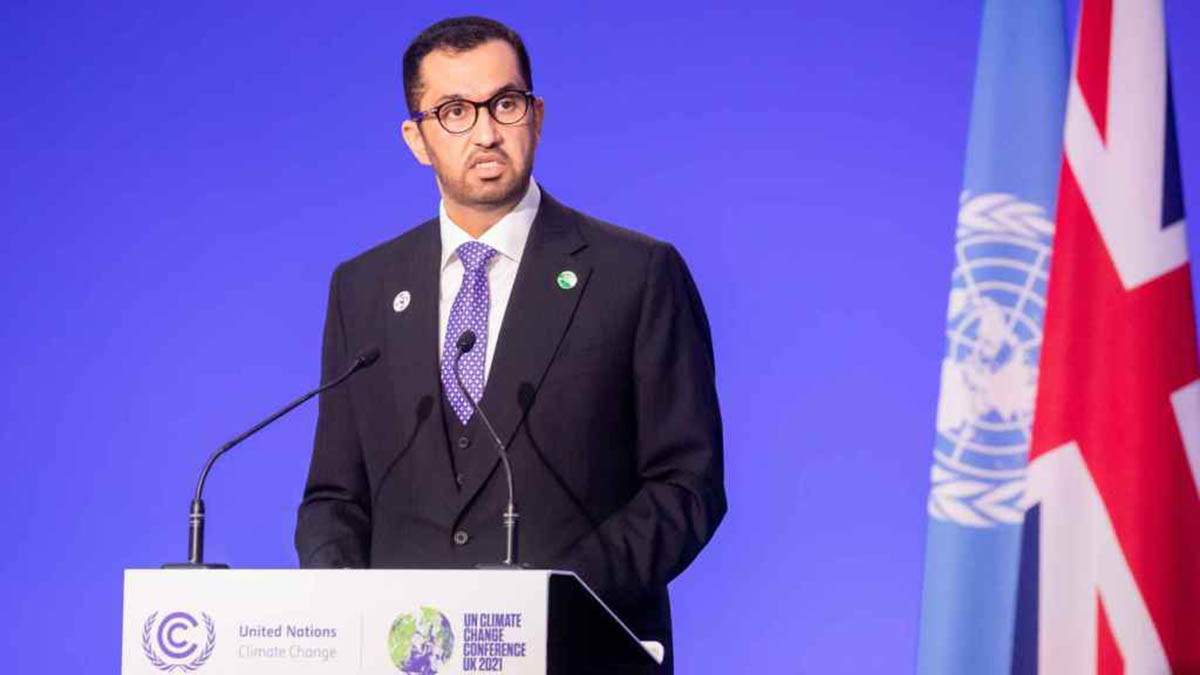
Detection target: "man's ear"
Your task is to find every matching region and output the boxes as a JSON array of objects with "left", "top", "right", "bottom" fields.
[
  {"left": 401, "top": 119, "right": 432, "bottom": 166},
  {"left": 532, "top": 96, "right": 544, "bottom": 143}
]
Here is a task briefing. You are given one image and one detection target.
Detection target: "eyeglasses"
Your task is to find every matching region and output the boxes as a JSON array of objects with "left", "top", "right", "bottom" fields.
[{"left": 412, "top": 90, "right": 534, "bottom": 134}]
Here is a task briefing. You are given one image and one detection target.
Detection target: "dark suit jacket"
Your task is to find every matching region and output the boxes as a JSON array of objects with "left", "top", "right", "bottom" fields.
[{"left": 295, "top": 191, "right": 726, "bottom": 670}]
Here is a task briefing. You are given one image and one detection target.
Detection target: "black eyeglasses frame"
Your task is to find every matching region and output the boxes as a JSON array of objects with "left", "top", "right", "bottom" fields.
[{"left": 412, "top": 90, "right": 536, "bottom": 134}]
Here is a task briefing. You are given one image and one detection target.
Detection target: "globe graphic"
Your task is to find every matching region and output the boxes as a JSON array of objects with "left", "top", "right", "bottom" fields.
[
  {"left": 928, "top": 193, "right": 1056, "bottom": 527},
  {"left": 388, "top": 607, "right": 455, "bottom": 674},
  {"left": 936, "top": 230, "right": 1050, "bottom": 480}
]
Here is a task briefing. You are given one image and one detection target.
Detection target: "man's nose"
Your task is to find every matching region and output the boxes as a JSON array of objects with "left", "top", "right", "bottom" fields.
[{"left": 471, "top": 106, "right": 500, "bottom": 146}]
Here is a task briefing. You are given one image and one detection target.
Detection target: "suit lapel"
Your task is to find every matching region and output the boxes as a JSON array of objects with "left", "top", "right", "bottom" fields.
[
  {"left": 381, "top": 218, "right": 458, "bottom": 525},
  {"left": 454, "top": 192, "right": 591, "bottom": 518}
]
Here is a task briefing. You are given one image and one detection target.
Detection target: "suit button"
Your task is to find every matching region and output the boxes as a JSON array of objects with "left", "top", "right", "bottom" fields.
[
  {"left": 457, "top": 436, "right": 471, "bottom": 450},
  {"left": 455, "top": 473, "right": 464, "bottom": 486},
  {"left": 453, "top": 530, "right": 469, "bottom": 546}
]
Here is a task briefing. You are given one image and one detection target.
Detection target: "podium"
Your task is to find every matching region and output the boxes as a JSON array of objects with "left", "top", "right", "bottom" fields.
[{"left": 122, "top": 569, "right": 663, "bottom": 674}]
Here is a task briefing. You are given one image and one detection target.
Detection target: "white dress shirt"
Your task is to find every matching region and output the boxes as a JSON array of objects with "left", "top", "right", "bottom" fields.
[{"left": 438, "top": 178, "right": 541, "bottom": 382}]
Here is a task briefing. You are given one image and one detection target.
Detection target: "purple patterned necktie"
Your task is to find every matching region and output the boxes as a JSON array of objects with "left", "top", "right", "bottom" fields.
[{"left": 441, "top": 240, "right": 498, "bottom": 424}]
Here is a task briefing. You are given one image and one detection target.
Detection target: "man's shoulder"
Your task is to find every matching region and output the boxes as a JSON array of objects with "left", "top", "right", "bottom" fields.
[
  {"left": 547, "top": 194, "right": 671, "bottom": 261},
  {"left": 333, "top": 217, "right": 437, "bottom": 280}
]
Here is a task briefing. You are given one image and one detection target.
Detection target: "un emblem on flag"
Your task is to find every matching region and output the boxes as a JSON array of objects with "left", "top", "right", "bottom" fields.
[{"left": 929, "top": 192, "right": 1054, "bottom": 527}]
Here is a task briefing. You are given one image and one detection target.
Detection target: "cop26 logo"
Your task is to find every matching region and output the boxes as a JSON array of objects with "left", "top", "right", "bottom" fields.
[{"left": 142, "top": 611, "right": 216, "bottom": 672}]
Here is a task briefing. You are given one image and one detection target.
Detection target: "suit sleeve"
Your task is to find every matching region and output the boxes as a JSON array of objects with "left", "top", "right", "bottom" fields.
[
  {"left": 294, "top": 264, "right": 372, "bottom": 568},
  {"left": 559, "top": 242, "right": 727, "bottom": 606}
]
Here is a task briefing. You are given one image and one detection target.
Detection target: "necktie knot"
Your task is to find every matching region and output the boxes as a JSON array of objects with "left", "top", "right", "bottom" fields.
[{"left": 457, "top": 241, "right": 497, "bottom": 273}]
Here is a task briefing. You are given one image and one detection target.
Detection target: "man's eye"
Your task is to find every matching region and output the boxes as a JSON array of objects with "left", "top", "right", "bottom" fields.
[
  {"left": 496, "top": 96, "right": 518, "bottom": 111},
  {"left": 443, "top": 103, "right": 468, "bottom": 118}
]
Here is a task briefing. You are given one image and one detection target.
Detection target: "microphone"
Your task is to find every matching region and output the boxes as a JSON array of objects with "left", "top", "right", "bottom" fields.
[
  {"left": 164, "top": 346, "right": 381, "bottom": 569},
  {"left": 452, "top": 330, "right": 521, "bottom": 568}
]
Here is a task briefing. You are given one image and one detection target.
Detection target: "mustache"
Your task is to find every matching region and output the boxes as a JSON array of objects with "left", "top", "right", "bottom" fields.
[{"left": 468, "top": 151, "right": 509, "bottom": 167}]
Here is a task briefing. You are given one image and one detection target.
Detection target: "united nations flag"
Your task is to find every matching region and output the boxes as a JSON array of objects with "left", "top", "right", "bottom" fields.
[{"left": 917, "top": 2, "right": 1067, "bottom": 673}]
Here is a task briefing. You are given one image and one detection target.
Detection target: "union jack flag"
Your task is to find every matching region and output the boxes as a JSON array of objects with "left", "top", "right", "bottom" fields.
[{"left": 1022, "top": 0, "right": 1200, "bottom": 671}]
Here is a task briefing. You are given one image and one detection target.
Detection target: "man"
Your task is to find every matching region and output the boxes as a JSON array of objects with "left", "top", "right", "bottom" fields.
[{"left": 295, "top": 16, "right": 725, "bottom": 671}]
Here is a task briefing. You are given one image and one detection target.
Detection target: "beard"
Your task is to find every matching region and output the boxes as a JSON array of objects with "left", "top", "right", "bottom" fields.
[{"left": 434, "top": 152, "right": 533, "bottom": 212}]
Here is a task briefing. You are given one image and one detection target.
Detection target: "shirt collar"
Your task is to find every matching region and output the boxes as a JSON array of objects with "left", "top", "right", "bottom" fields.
[{"left": 439, "top": 178, "right": 541, "bottom": 271}]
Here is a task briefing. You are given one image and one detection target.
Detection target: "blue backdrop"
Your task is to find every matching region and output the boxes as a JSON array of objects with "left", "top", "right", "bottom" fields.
[{"left": 2, "top": 2, "right": 1198, "bottom": 672}]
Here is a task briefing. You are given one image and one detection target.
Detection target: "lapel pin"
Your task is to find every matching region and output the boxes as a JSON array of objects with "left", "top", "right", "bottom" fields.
[
  {"left": 392, "top": 290, "right": 411, "bottom": 313},
  {"left": 556, "top": 270, "right": 578, "bottom": 290}
]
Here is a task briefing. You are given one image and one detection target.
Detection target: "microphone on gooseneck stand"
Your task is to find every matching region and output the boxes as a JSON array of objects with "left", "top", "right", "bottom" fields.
[
  {"left": 452, "top": 330, "right": 522, "bottom": 568},
  {"left": 163, "top": 346, "right": 382, "bottom": 569}
]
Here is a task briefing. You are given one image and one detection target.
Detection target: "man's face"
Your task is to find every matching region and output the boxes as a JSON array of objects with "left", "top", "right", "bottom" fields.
[{"left": 401, "top": 40, "right": 543, "bottom": 211}]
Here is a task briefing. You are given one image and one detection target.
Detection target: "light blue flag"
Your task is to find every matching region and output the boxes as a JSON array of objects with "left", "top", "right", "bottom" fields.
[{"left": 917, "top": 2, "right": 1067, "bottom": 673}]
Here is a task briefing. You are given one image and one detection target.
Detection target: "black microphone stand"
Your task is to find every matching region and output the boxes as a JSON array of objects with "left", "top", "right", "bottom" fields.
[
  {"left": 452, "top": 331, "right": 522, "bottom": 568},
  {"left": 163, "top": 348, "right": 380, "bottom": 569}
]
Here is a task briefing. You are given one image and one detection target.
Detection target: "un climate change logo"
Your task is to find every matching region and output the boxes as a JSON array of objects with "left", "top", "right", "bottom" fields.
[
  {"left": 142, "top": 611, "right": 216, "bottom": 672},
  {"left": 929, "top": 192, "right": 1053, "bottom": 528},
  {"left": 388, "top": 607, "right": 455, "bottom": 674}
]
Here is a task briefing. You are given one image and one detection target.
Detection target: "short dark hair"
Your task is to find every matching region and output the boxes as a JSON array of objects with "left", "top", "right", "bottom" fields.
[{"left": 402, "top": 16, "right": 533, "bottom": 117}]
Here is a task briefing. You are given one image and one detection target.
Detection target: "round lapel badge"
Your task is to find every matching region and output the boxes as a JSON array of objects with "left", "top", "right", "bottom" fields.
[
  {"left": 556, "top": 270, "right": 578, "bottom": 290},
  {"left": 392, "top": 290, "right": 411, "bottom": 313}
]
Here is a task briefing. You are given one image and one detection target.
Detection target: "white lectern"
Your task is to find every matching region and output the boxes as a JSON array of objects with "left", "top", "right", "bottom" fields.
[{"left": 122, "top": 569, "right": 662, "bottom": 674}]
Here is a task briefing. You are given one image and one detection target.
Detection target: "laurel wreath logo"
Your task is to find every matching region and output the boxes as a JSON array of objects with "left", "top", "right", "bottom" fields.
[
  {"left": 142, "top": 612, "right": 216, "bottom": 672},
  {"left": 956, "top": 191, "right": 1054, "bottom": 240},
  {"left": 928, "top": 465, "right": 1030, "bottom": 527},
  {"left": 928, "top": 192, "right": 1054, "bottom": 528}
]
